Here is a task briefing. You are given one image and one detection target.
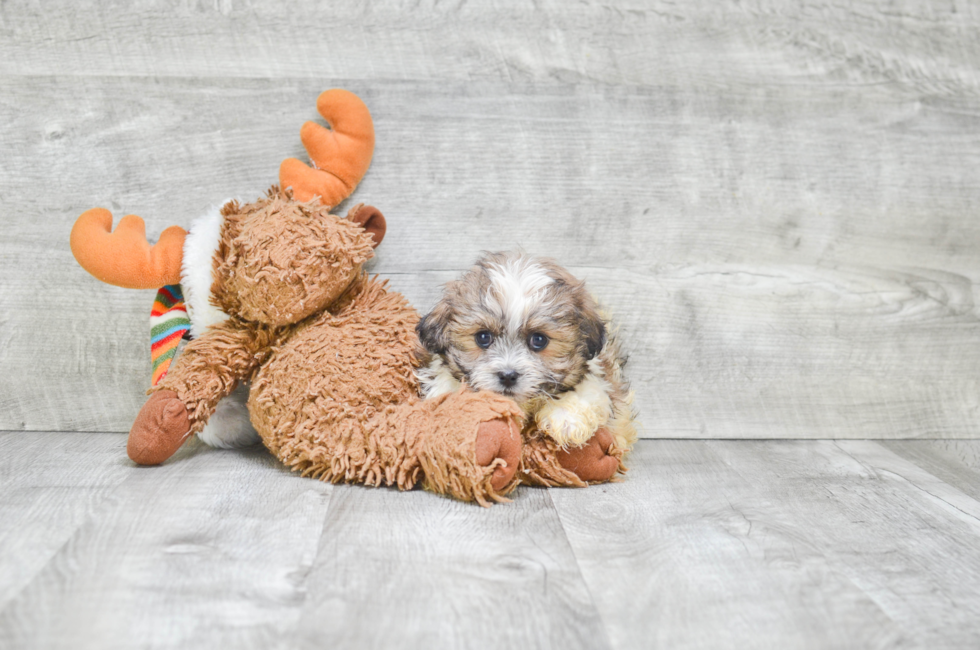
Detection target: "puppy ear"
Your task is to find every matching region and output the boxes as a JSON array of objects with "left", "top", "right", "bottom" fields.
[
  {"left": 416, "top": 298, "right": 453, "bottom": 354},
  {"left": 578, "top": 304, "right": 606, "bottom": 359}
]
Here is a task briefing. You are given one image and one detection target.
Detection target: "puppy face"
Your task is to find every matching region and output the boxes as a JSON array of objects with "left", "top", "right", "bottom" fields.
[{"left": 417, "top": 252, "right": 605, "bottom": 407}]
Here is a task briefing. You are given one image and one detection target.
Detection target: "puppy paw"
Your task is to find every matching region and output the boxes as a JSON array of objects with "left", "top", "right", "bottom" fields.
[
  {"left": 128, "top": 390, "right": 192, "bottom": 465},
  {"left": 475, "top": 417, "right": 522, "bottom": 491},
  {"left": 535, "top": 374, "right": 613, "bottom": 447},
  {"left": 555, "top": 428, "right": 620, "bottom": 483}
]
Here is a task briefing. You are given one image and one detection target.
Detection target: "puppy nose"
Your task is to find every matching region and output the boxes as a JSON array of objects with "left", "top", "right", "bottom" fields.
[{"left": 497, "top": 370, "right": 520, "bottom": 388}]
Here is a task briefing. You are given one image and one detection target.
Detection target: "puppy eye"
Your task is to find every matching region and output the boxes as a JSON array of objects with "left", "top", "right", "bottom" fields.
[
  {"left": 475, "top": 330, "right": 494, "bottom": 349},
  {"left": 528, "top": 332, "right": 549, "bottom": 352}
]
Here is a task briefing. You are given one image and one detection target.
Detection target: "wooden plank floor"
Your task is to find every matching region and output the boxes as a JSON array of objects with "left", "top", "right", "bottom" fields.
[
  {"left": 2, "top": 433, "right": 979, "bottom": 649},
  {"left": 4, "top": 2, "right": 980, "bottom": 646}
]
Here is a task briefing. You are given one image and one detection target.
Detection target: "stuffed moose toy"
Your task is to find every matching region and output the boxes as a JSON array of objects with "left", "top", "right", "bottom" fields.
[{"left": 69, "top": 89, "right": 625, "bottom": 505}]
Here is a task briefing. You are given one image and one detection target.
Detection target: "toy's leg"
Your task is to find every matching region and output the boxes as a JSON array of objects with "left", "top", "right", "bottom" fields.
[
  {"left": 413, "top": 390, "right": 524, "bottom": 505},
  {"left": 127, "top": 390, "right": 191, "bottom": 465},
  {"left": 555, "top": 428, "right": 623, "bottom": 481},
  {"left": 128, "top": 320, "right": 275, "bottom": 465},
  {"left": 262, "top": 389, "right": 524, "bottom": 506},
  {"left": 475, "top": 418, "right": 522, "bottom": 492},
  {"left": 521, "top": 426, "right": 624, "bottom": 487}
]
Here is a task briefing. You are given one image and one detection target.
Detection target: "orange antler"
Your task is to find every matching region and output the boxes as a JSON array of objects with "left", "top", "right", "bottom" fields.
[
  {"left": 70, "top": 208, "right": 186, "bottom": 289},
  {"left": 279, "top": 89, "right": 375, "bottom": 206}
]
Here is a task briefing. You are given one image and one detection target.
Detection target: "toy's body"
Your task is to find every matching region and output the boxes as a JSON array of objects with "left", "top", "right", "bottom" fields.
[
  {"left": 145, "top": 191, "right": 524, "bottom": 503},
  {"left": 70, "top": 90, "right": 626, "bottom": 505}
]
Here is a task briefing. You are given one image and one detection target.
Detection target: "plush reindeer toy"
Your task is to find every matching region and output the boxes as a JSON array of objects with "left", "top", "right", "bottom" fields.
[{"left": 69, "top": 90, "right": 622, "bottom": 505}]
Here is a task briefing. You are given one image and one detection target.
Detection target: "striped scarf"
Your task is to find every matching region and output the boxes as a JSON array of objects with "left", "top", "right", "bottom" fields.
[{"left": 150, "top": 284, "right": 191, "bottom": 385}]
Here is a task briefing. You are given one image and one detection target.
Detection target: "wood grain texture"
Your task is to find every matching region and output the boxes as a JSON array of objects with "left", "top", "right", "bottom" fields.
[
  {"left": 881, "top": 439, "right": 980, "bottom": 502},
  {"left": 2, "top": 0, "right": 979, "bottom": 89},
  {"left": 291, "top": 486, "right": 610, "bottom": 650},
  {"left": 0, "top": 434, "right": 333, "bottom": 650},
  {"left": 3, "top": 0, "right": 980, "bottom": 437},
  {"left": 550, "top": 440, "right": 980, "bottom": 649},
  {"left": 0, "top": 432, "right": 131, "bottom": 611},
  {"left": 4, "top": 435, "right": 980, "bottom": 648}
]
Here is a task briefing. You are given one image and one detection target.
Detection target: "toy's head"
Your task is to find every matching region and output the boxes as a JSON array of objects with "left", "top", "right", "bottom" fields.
[
  {"left": 69, "top": 88, "right": 382, "bottom": 329},
  {"left": 210, "top": 189, "right": 386, "bottom": 327}
]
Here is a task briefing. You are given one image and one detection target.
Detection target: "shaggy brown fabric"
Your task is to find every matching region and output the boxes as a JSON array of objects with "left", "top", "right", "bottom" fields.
[
  {"left": 248, "top": 274, "right": 420, "bottom": 479},
  {"left": 153, "top": 318, "right": 283, "bottom": 433},
  {"left": 247, "top": 275, "right": 525, "bottom": 505},
  {"left": 211, "top": 188, "right": 374, "bottom": 328},
  {"left": 520, "top": 425, "right": 626, "bottom": 488},
  {"left": 415, "top": 391, "right": 524, "bottom": 505}
]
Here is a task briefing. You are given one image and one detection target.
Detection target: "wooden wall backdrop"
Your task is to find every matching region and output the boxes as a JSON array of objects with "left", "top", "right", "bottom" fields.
[{"left": 2, "top": 0, "right": 979, "bottom": 438}]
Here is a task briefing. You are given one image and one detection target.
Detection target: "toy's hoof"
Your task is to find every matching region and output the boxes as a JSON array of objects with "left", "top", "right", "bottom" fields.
[
  {"left": 556, "top": 428, "right": 619, "bottom": 482},
  {"left": 128, "top": 390, "right": 192, "bottom": 466},
  {"left": 475, "top": 417, "right": 522, "bottom": 491}
]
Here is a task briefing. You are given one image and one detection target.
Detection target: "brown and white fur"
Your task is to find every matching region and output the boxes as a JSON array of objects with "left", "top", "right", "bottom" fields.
[
  {"left": 416, "top": 251, "right": 638, "bottom": 451},
  {"left": 175, "top": 200, "right": 258, "bottom": 450}
]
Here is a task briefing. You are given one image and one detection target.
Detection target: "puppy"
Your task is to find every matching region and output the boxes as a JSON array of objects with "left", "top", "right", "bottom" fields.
[{"left": 415, "top": 251, "right": 637, "bottom": 452}]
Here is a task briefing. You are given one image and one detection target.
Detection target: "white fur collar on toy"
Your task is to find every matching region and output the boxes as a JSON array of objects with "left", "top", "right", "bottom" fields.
[{"left": 181, "top": 202, "right": 232, "bottom": 338}]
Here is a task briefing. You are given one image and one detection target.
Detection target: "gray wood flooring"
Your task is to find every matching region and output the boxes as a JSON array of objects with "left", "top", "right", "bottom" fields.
[
  {"left": 2, "top": 433, "right": 980, "bottom": 649},
  {"left": 3, "top": 2, "right": 980, "bottom": 646}
]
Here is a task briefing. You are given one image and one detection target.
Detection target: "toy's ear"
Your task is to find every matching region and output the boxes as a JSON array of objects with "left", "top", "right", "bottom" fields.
[{"left": 348, "top": 204, "right": 386, "bottom": 247}]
